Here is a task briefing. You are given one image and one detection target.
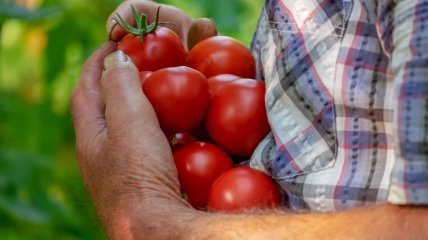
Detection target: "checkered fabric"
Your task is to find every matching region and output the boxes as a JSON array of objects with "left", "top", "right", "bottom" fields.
[{"left": 249, "top": 0, "right": 428, "bottom": 212}]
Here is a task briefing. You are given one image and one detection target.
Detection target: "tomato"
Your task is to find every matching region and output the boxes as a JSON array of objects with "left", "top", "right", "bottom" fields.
[
  {"left": 186, "top": 36, "right": 256, "bottom": 79},
  {"left": 208, "top": 166, "right": 281, "bottom": 212},
  {"left": 205, "top": 79, "right": 270, "bottom": 158},
  {"left": 118, "top": 26, "right": 187, "bottom": 71},
  {"left": 139, "top": 71, "right": 152, "bottom": 87},
  {"left": 143, "top": 66, "right": 210, "bottom": 133},
  {"left": 207, "top": 74, "right": 241, "bottom": 96},
  {"left": 173, "top": 142, "right": 234, "bottom": 210},
  {"left": 166, "top": 132, "right": 198, "bottom": 152},
  {"left": 116, "top": 7, "right": 187, "bottom": 71}
]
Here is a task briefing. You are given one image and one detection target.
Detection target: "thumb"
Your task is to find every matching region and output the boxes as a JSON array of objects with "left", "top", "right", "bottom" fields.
[
  {"left": 187, "top": 18, "right": 217, "bottom": 50},
  {"left": 101, "top": 50, "right": 160, "bottom": 131}
]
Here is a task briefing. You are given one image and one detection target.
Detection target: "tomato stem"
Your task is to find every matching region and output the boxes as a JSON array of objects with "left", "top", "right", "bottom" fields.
[{"left": 114, "top": 5, "right": 162, "bottom": 42}]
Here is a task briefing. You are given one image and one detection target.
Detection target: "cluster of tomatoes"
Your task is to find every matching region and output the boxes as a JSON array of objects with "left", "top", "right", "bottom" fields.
[{"left": 116, "top": 6, "right": 282, "bottom": 212}]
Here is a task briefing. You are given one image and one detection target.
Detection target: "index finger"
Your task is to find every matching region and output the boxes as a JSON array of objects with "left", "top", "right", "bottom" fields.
[{"left": 70, "top": 41, "right": 117, "bottom": 145}]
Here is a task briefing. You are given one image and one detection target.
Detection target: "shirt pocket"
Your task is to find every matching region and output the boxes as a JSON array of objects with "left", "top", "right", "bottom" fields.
[
  {"left": 263, "top": 85, "right": 339, "bottom": 179},
  {"left": 254, "top": 0, "right": 351, "bottom": 179}
]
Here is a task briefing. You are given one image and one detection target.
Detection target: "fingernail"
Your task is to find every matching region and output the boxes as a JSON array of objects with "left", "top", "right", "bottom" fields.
[
  {"left": 108, "top": 18, "right": 118, "bottom": 41},
  {"left": 104, "top": 50, "right": 128, "bottom": 71}
]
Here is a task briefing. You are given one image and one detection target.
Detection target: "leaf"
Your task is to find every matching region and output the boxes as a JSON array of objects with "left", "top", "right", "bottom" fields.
[
  {"left": 0, "top": 149, "right": 51, "bottom": 186},
  {"left": 0, "top": 3, "right": 62, "bottom": 21},
  {"left": 0, "top": 196, "right": 49, "bottom": 224}
]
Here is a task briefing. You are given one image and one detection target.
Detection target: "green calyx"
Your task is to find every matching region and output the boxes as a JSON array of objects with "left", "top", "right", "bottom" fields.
[{"left": 114, "top": 4, "right": 161, "bottom": 42}]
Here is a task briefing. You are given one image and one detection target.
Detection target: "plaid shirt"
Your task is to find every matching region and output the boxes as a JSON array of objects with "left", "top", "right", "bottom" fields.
[{"left": 249, "top": 0, "right": 428, "bottom": 212}]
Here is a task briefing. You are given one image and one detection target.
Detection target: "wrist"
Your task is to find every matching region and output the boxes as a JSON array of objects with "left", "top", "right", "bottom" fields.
[
  {"left": 101, "top": 194, "right": 200, "bottom": 240},
  {"left": 89, "top": 154, "right": 192, "bottom": 239}
]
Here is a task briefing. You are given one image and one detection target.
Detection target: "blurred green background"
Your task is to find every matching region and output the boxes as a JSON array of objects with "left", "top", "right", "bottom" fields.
[{"left": 0, "top": 0, "right": 262, "bottom": 239}]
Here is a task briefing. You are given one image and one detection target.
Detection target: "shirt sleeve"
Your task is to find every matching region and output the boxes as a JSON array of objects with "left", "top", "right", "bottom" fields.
[{"left": 376, "top": 0, "right": 428, "bottom": 204}]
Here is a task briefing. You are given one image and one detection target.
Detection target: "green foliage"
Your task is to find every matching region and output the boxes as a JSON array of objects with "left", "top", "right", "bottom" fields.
[
  {"left": 0, "top": 3, "right": 62, "bottom": 21},
  {"left": 0, "top": 0, "right": 262, "bottom": 239}
]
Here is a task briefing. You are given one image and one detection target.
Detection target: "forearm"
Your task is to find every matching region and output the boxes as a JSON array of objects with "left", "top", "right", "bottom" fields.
[
  {"left": 196, "top": 204, "right": 428, "bottom": 240},
  {"left": 102, "top": 198, "right": 428, "bottom": 240}
]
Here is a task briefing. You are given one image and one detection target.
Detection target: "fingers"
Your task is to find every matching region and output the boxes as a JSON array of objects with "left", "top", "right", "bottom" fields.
[
  {"left": 187, "top": 18, "right": 217, "bottom": 50},
  {"left": 101, "top": 50, "right": 159, "bottom": 132},
  {"left": 71, "top": 41, "right": 117, "bottom": 144},
  {"left": 107, "top": 0, "right": 193, "bottom": 46}
]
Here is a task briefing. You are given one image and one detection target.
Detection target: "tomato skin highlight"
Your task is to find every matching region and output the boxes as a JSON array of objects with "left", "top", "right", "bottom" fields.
[
  {"left": 143, "top": 66, "right": 211, "bottom": 133},
  {"left": 118, "top": 26, "right": 187, "bottom": 72},
  {"left": 173, "top": 142, "right": 234, "bottom": 210},
  {"left": 205, "top": 79, "right": 270, "bottom": 158},
  {"left": 186, "top": 36, "right": 256, "bottom": 79},
  {"left": 208, "top": 166, "right": 281, "bottom": 212}
]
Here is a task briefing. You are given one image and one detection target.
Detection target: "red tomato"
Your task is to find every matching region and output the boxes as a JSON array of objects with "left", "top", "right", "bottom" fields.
[
  {"left": 139, "top": 71, "right": 152, "bottom": 87},
  {"left": 143, "top": 66, "right": 211, "bottom": 133},
  {"left": 205, "top": 79, "right": 270, "bottom": 158},
  {"left": 173, "top": 142, "right": 234, "bottom": 210},
  {"left": 186, "top": 36, "right": 256, "bottom": 79},
  {"left": 208, "top": 166, "right": 281, "bottom": 212},
  {"left": 207, "top": 74, "right": 242, "bottom": 95},
  {"left": 118, "top": 26, "right": 187, "bottom": 71},
  {"left": 166, "top": 132, "right": 198, "bottom": 152}
]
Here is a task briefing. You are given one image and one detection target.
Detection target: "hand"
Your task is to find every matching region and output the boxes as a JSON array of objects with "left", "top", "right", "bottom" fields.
[
  {"left": 106, "top": 0, "right": 217, "bottom": 50},
  {"left": 71, "top": 2, "right": 217, "bottom": 238},
  {"left": 70, "top": 42, "right": 193, "bottom": 239}
]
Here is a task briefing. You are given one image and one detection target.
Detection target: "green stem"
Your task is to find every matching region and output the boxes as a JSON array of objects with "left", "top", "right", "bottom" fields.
[{"left": 114, "top": 5, "right": 163, "bottom": 42}]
